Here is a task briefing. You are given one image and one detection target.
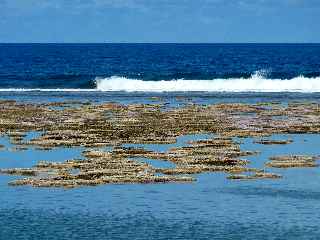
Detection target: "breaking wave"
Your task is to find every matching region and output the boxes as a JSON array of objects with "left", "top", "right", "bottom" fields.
[
  {"left": 95, "top": 73, "right": 320, "bottom": 93},
  {"left": 0, "top": 88, "right": 96, "bottom": 92},
  {"left": 1, "top": 71, "right": 320, "bottom": 93}
]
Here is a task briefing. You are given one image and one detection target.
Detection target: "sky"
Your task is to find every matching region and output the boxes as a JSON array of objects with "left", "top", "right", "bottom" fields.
[{"left": 0, "top": 0, "right": 319, "bottom": 43}]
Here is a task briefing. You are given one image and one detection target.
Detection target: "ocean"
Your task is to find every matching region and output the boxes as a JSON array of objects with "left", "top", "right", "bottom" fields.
[
  {"left": 1, "top": 43, "right": 320, "bottom": 240},
  {"left": 1, "top": 43, "right": 320, "bottom": 92}
]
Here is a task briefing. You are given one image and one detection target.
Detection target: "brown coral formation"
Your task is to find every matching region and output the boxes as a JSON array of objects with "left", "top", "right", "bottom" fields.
[
  {"left": 1, "top": 137, "right": 258, "bottom": 187},
  {"left": 0, "top": 100, "right": 319, "bottom": 187},
  {"left": 1, "top": 100, "right": 320, "bottom": 147},
  {"left": 227, "top": 172, "right": 282, "bottom": 180},
  {"left": 154, "top": 137, "right": 260, "bottom": 175},
  {"left": 6, "top": 150, "right": 195, "bottom": 187},
  {"left": 266, "top": 155, "right": 319, "bottom": 168},
  {"left": 253, "top": 139, "right": 293, "bottom": 145}
]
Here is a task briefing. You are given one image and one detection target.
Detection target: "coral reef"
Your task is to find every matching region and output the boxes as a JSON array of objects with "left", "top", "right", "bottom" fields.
[
  {"left": 227, "top": 172, "right": 282, "bottom": 180},
  {"left": 266, "top": 155, "right": 319, "bottom": 168},
  {"left": 0, "top": 100, "right": 319, "bottom": 187},
  {"left": 253, "top": 139, "right": 293, "bottom": 145}
]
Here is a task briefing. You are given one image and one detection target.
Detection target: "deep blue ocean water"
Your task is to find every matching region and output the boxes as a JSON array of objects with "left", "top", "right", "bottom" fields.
[
  {"left": 0, "top": 43, "right": 320, "bottom": 91},
  {"left": 1, "top": 44, "right": 320, "bottom": 239}
]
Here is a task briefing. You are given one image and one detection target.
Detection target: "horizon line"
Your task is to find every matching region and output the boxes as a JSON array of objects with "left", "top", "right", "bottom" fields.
[{"left": 0, "top": 42, "right": 320, "bottom": 45}]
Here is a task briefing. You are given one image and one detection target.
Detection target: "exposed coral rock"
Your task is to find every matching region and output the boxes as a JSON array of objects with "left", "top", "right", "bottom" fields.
[
  {"left": 253, "top": 139, "right": 293, "bottom": 145},
  {"left": 0, "top": 100, "right": 319, "bottom": 187},
  {"left": 266, "top": 155, "right": 319, "bottom": 168},
  {"left": 227, "top": 172, "right": 282, "bottom": 180}
]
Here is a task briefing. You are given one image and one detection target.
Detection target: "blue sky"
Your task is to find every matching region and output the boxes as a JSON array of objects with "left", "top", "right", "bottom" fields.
[{"left": 0, "top": 0, "right": 319, "bottom": 43}]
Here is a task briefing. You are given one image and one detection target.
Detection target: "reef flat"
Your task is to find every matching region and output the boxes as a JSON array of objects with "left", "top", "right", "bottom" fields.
[{"left": 0, "top": 100, "right": 320, "bottom": 187}]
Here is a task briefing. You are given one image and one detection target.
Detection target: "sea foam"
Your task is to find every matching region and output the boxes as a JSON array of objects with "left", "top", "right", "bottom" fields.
[
  {"left": 1, "top": 72, "right": 320, "bottom": 92},
  {"left": 0, "top": 88, "right": 96, "bottom": 92},
  {"left": 95, "top": 73, "right": 320, "bottom": 93}
]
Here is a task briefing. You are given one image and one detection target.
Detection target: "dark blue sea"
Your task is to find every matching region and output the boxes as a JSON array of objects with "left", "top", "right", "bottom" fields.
[
  {"left": 1, "top": 44, "right": 320, "bottom": 240},
  {"left": 0, "top": 43, "right": 320, "bottom": 91}
]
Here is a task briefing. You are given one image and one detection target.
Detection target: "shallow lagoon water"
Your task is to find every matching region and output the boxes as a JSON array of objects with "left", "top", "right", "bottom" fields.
[{"left": 1, "top": 93, "right": 320, "bottom": 239}]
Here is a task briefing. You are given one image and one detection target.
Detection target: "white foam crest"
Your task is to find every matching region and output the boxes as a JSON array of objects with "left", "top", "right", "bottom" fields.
[
  {"left": 0, "top": 88, "right": 96, "bottom": 92},
  {"left": 95, "top": 75, "right": 320, "bottom": 93}
]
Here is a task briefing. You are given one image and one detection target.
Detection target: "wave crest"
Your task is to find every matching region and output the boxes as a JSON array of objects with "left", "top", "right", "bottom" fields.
[{"left": 95, "top": 74, "right": 320, "bottom": 92}]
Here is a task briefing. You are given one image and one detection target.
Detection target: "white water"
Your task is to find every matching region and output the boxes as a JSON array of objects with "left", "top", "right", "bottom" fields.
[
  {"left": 1, "top": 72, "right": 320, "bottom": 93},
  {"left": 95, "top": 74, "right": 320, "bottom": 93},
  {"left": 0, "top": 88, "right": 96, "bottom": 92}
]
